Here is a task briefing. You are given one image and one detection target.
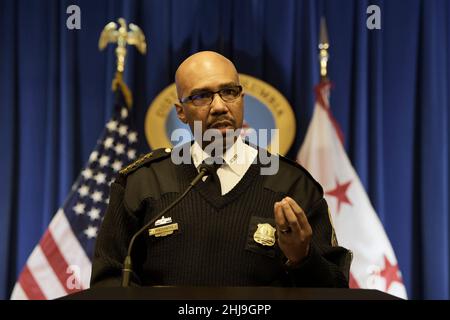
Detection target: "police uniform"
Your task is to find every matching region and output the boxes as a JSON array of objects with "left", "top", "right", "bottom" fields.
[{"left": 90, "top": 140, "right": 351, "bottom": 287}]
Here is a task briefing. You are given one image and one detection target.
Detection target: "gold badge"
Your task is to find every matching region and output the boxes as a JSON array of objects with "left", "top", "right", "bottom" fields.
[
  {"left": 149, "top": 223, "right": 179, "bottom": 237},
  {"left": 253, "top": 223, "right": 276, "bottom": 246}
]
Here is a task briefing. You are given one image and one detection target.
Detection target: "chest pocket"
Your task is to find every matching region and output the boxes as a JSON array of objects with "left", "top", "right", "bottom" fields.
[{"left": 245, "top": 216, "right": 282, "bottom": 259}]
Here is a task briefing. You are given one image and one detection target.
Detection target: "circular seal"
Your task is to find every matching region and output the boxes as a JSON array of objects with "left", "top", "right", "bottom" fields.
[{"left": 145, "top": 74, "right": 296, "bottom": 155}]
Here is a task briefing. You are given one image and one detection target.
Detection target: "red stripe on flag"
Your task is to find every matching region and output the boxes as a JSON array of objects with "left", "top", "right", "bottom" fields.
[
  {"left": 314, "top": 81, "right": 345, "bottom": 145},
  {"left": 41, "top": 230, "right": 83, "bottom": 294},
  {"left": 18, "top": 266, "right": 46, "bottom": 300},
  {"left": 349, "top": 272, "right": 360, "bottom": 288}
]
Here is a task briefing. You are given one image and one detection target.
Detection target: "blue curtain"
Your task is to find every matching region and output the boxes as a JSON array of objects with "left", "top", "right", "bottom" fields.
[{"left": 0, "top": 0, "right": 448, "bottom": 299}]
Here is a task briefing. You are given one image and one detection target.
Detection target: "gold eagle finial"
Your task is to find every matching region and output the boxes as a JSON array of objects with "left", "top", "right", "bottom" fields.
[
  {"left": 98, "top": 18, "right": 147, "bottom": 108},
  {"left": 99, "top": 18, "right": 147, "bottom": 73}
]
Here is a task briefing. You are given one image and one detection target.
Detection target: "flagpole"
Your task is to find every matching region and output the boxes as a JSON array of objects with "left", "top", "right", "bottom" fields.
[
  {"left": 10, "top": 18, "right": 146, "bottom": 299},
  {"left": 304, "top": 17, "right": 408, "bottom": 299},
  {"left": 99, "top": 17, "right": 147, "bottom": 108}
]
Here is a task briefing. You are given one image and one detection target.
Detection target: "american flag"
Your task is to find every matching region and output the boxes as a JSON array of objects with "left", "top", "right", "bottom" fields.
[{"left": 10, "top": 93, "right": 139, "bottom": 300}]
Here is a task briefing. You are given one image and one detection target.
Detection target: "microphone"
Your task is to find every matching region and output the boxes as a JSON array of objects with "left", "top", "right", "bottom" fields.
[
  {"left": 121, "top": 159, "right": 216, "bottom": 287},
  {"left": 197, "top": 162, "right": 219, "bottom": 179}
]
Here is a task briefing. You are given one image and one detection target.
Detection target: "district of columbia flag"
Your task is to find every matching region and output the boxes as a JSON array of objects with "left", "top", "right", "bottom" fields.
[
  {"left": 297, "top": 81, "right": 407, "bottom": 299},
  {"left": 10, "top": 85, "right": 139, "bottom": 300}
]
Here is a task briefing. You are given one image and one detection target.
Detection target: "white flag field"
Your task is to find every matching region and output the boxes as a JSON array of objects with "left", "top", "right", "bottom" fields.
[{"left": 297, "top": 81, "right": 407, "bottom": 299}]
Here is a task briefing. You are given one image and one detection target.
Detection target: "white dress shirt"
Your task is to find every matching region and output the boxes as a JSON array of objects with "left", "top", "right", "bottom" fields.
[{"left": 191, "top": 138, "right": 258, "bottom": 195}]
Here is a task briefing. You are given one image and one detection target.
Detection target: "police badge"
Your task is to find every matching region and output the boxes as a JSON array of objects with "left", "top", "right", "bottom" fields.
[{"left": 253, "top": 223, "right": 276, "bottom": 247}]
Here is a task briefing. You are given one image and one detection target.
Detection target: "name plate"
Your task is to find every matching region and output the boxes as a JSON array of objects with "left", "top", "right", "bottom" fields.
[{"left": 149, "top": 223, "right": 179, "bottom": 237}]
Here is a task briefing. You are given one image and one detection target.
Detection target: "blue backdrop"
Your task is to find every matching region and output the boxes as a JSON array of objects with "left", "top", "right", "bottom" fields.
[{"left": 0, "top": 0, "right": 449, "bottom": 299}]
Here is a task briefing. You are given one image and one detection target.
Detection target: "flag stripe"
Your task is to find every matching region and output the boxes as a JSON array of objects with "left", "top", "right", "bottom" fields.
[
  {"left": 11, "top": 102, "right": 139, "bottom": 300},
  {"left": 350, "top": 273, "right": 360, "bottom": 288},
  {"left": 18, "top": 266, "right": 46, "bottom": 300},
  {"left": 40, "top": 230, "right": 80, "bottom": 294},
  {"left": 314, "top": 82, "right": 345, "bottom": 145},
  {"left": 27, "top": 246, "right": 67, "bottom": 299},
  {"left": 49, "top": 210, "right": 92, "bottom": 288},
  {"left": 298, "top": 82, "right": 408, "bottom": 299},
  {"left": 9, "top": 283, "right": 28, "bottom": 300}
]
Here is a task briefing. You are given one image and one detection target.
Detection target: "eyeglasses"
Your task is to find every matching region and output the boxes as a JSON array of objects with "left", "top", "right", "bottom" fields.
[{"left": 179, "top": 85, "right": 243, "bottom": 107}]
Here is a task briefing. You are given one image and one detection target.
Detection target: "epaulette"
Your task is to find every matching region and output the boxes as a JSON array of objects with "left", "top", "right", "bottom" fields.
[
  {"left": 119, "top": 147, "right": 172, "bottom": 176},
  {"left": 277, "top": 153, "right": 324, "bottom": 193}
]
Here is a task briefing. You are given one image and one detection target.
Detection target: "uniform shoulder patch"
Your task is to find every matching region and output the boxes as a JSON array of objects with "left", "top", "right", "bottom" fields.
[{"left": 119, "top": 147, "right": 172, "bottom": 176}]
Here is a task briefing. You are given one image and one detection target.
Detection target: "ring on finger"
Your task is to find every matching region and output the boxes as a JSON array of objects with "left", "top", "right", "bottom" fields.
[{"left": 279, "top": 227, "right": 291, "bottom": 234}]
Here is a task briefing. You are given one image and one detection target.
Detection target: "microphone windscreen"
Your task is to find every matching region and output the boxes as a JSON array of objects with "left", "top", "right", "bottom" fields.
[
  {"left": 198, "top": 157, "right": 223, "bottom": 176},
  {"left": 198, "top": 163, "right": 216, "bottom": 176}
]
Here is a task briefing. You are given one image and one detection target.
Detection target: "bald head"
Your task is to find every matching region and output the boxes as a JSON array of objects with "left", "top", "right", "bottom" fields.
[
  {"left": 174, "top": 51, "right": 244, "bottom": 143},
  {"left": 175, "top": 51, "right": 239, "bottom": 100}
]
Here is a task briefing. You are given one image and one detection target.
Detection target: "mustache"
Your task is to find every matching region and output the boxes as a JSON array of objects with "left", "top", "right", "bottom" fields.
[{"left": 207, "top": 117, "right": 235, "bottom": 128}]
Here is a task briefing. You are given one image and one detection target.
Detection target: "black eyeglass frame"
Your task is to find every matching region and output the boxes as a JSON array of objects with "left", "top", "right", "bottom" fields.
[{"left": 179, "top": 85, "right": 243, "bottom": 106}]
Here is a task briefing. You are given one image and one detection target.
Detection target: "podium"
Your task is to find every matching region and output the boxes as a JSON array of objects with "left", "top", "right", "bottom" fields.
[
  {"left": 60, "top": 287, "right": 402, "bottom": 317},
  {"left": 62, "top": 286, "right": 400, "bottom": 300}
]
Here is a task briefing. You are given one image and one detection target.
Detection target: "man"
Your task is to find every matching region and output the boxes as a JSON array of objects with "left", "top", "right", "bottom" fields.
[{"left": 90, "top": 51, "right": 351, "bottom": 287}]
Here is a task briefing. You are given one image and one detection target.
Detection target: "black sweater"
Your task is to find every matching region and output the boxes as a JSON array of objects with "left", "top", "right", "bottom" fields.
[{"left": 90, "top": 148, "right": 351, "bottom": 287}]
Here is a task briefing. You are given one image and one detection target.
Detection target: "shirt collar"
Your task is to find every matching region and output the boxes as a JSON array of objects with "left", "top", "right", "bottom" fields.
[
  {"left": 191, "top": 137, "right": 256, "bottom": 177},
  {"left": 191, "top": 141, "right": 212, "bottom": 169}
]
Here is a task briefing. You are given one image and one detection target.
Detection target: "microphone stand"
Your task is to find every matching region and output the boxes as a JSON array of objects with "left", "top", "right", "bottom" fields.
[{"left": 121, "top": 165, "right": 212, "bottom": 287}]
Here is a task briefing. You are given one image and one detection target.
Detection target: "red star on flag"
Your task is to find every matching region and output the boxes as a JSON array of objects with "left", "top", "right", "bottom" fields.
[
  {"left": 380, "top": 255, "right": 402, "bottom": 291},
  {"left": 326, "top": 179, "right": 353, "bottom": 214}
]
